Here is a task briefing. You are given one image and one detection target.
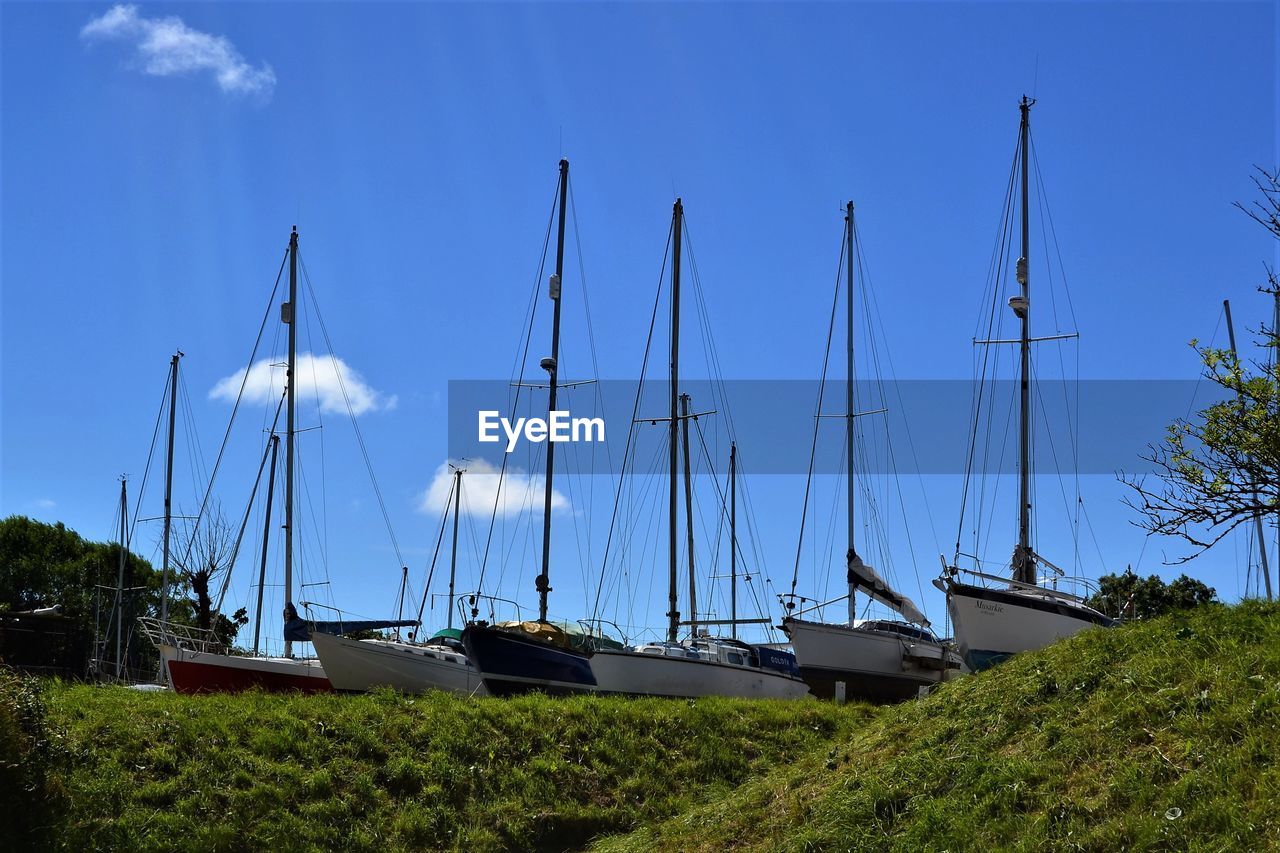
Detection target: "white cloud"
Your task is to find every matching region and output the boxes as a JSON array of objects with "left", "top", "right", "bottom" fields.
[
  {"left": 419, "top": 458, "right": 569, "bottom": 519},
  {"left": 81, "top": 5, "right": 276, "bottom": 98},
  {"left": 33, "top": 498, "right": 56, "bottom": 510},
  {"left": 209, "top": 352, "right": 395, "bottom": 416}
]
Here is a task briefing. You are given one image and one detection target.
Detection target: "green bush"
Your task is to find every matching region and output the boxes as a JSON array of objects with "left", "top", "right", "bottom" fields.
[{"left": 0, "top": 668, "right": 63, "bottom": 848}]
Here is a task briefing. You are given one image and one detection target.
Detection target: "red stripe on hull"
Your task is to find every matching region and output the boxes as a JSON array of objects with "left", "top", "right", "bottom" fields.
[{"left": 167, "top": 659, "right": 332, "bottom": 695}]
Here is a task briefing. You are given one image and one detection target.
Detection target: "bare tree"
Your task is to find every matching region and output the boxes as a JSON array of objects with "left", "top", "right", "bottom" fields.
[
  {"left": 1121, "top": 168, "right": 1280, "bottom": 562},
  {"left": 172, "top": 502, "right": 235, "bottom": 631}
]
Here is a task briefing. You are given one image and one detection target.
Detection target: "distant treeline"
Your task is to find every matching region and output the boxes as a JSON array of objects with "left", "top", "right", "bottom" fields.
[{"left": 0, "top": 515, "right": 164, "bottom": 678}]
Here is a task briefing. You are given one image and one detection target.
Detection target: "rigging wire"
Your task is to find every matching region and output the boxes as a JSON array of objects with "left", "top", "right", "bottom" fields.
[
  {"left": 591, "top": 225, "right": 672, "bottom": 624},
  {"left": 474, "top": 174, "right": 559, "bottom": 597},
  {"left": 298, "top": 253, "right": 403, "bottom": 572},
  {"left": 173, "top": 246, "right": 288, "bottom": 584},
  {"left": 789, "top": 225, "right": 848, "bottom": 597},
  {"left": 414, "top": 471, "right": 457, "bottom": 628},
  {"left": 127, "top": 363, "right": 171, "bottom": 546},
  {"left": 956, "top": 131, "right": 1021, "bottom": 565}
]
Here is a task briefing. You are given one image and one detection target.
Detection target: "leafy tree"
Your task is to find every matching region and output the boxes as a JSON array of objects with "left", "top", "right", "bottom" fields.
[
  {"left": 0, "top": 515, "right": 166, "bottom": 675},
  {"left": 213, "top": 607, "right": 249, "bottom": 650},
  {"left": 1122, "top": 168, "right": 1280, "bottom": 565},
  {"left": 1087, "top": 567, "right": 1217, "bottom": 619}
]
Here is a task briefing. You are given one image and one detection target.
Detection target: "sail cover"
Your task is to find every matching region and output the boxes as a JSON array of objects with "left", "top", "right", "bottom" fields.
[
  {"left": 289, "top": 619, "right": 420, "bottom": 641},
  {"left": 848, "top": 551, "right": 929, "bottom": 627}
]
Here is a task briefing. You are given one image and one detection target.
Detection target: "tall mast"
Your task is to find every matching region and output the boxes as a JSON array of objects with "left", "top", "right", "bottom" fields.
[
  {"left": 1224, "top": 299, "right": 1272, "bottom": 599},
  {"left": 1274, "top": 289, "right": 1279, "bottom": 599},
  {"left": 681, "top": 393, "right": 698, "bottom": 640},
  {"left": 1013, "top": 96, "right": 1036, "bottom": 586},
  {"left": 729, "top": 441, "right": 737, "bottom": 639},
  {"left": 537, "top": 159, "right": 570, "bottom": 623},
  {"left": 284, "top": 226, "right": 298, "bottom": 655},
  {"left": 845, "top": 201, "right": 859, "bottom": 625},
  {"left": 115, "top": 477, "right": 128, "bottom": 678},
  {"left": 447, "top": 466, "right": 463, "bottom": 629},
  {"left": 159, "top": 351, "right": 181, "bottom": 624},
  {"left": 253, "top": 434, "right": 280, "bottom": 656},
  {"left": 667, "top": 198, "right": 684, "bottom": 642}
]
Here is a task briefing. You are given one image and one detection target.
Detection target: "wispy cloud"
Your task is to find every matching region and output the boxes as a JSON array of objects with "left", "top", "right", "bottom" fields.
[
  {"left": 210, "top": 352, "right": 396, "bottom": 416},
  {"left": 32, "top": 498, "right": 56, "bottom": 510},
  {"left": 81, "top": 5, "right": 276, "bottom": 98},
  {"left": 419, "top": 459, "right": 569, "bottom": 519}
]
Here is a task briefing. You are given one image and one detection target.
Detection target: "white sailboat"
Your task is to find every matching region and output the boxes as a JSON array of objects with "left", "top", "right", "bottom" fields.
[
  {"left": 140, "top": 228, "right": 332, "bottom": 693},
  {"left": 311, "top": 631, "right": 485, "bottom": 696},
  {"left": 312, "top": 465, "right": 486, "bottom": 695},
  {"left": 782, "top": 201, "right": 960, "bottom": 703},
  {"left": 937, "top": 97, "right": 1115, "bottom": 671},
  {"left": 589, "top": 199, "right": 810, "bottom": 700},
  {"left": 462, "top": 159, "right": 601, "bottom": 696}
]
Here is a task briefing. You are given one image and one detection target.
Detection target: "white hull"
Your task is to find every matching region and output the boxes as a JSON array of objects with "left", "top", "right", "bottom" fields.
[
  {"left": 945, "top": 581, "right": 1113, "bottom": 670},
  {"left": 783, "top": 617, "right": 959, "bottom": 702},
  {"left": 590, "top": 648, "right": 811, "bottom": 699},
  {"left": 310, "top": 631, "right": 487, "bottom": 696}
]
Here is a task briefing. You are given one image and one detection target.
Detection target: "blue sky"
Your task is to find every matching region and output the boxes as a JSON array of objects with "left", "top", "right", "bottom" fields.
[{"left": 2, "top": 2, "right": 1277, "bottom": 649}]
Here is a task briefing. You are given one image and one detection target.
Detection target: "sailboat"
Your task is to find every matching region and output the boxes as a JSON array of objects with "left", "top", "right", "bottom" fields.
[
  {"left": 781, "top": 202, "right": 961, "bottom": 703},
  {"left": 141, "top": 226, "right": 412, "bottom": 693},
  {"left": 936, "top": 98, "right": 1114, "bottom": 671},
  {"left": 462, "top": 159, "right": 601, "bottom": 696},
  {"left": 589, "top": 199, "right": 810, "bottom": 699},
  {"left": 312, "top": 465, "right": 487, "bottom": 695}
]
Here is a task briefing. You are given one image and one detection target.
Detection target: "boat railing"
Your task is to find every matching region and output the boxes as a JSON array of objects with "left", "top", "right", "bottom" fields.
[
  {"left": 136, "top": 617, "right": 225, "bottom": 654},
  {"left": 456, "top": 591, "right": 525, "bottom": 626},
  {"left": 576, "top": 618, "right": 630, "bottom": 648},
  {"left": 779, "top": 590, "right": 849, "bottom": 621},
  {"left": 945, "top": 565, "right": 1098, "bottom": 606}
]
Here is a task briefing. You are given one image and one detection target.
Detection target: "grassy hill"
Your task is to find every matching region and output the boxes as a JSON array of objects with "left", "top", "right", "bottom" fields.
[
  {"left": 3, "top": 601, "right": 1278, "bottom": 851},
  {"left": 596, "top": 601, "right": 1280, "bottom": 851},
  {"left": 3, "top": 676, "right": 858, "bottom": 851}
]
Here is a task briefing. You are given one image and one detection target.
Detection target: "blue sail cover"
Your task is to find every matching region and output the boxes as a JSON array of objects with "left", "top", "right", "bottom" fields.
[{"left": 286, "top": 619, "right": 419, "bottom": 642}]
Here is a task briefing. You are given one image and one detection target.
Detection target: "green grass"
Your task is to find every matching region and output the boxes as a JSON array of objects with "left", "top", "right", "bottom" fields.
[
  {"left": 5, "top": 602, "right": 1278, "bottom": 851},
  {"left": 594, "top": 601, "right": 1280, "bottom": 852},
  {"left": 17, "top": 682, "right": 859, "bottom": 851}
]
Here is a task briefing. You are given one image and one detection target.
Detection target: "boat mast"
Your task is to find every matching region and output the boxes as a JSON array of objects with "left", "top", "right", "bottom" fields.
[
  {"left": 667, "top": 198, "right": 684, "bottom": 643},
  {"left": 1274, "top": 288, "right": 1279, "bottom": 599},
  {"left": 844, "top": 201, "right": 859, "bottom": 626},
  {"left": 253, "top": 434, "right": 280, "bottom": 656},
  {"left": 448, "top": 466, "right": 463, "bottom": 629},
  {"left": 115, "top": 477, "right": 128, "bottom": 679},
  {"left": 537, "top": 159, "right": 570, "bottom": 623},
  {"left": 681, "top": 393, "right": 698, "bottom": 640},
  {"left": 284, "top": 226, "right": 298, "bottom": 656},
  {"left": 159, "top": 351, "right": 182, "bottom": 624},
  {"left": 1013, "top": 96, "right": 1036, "bottom": 587},
  {"left": 729, "top": 441, "right": 737, "bottom": 640},
  {"left": 1224, "top": 299, "right": 1272, "bottom": 600}
]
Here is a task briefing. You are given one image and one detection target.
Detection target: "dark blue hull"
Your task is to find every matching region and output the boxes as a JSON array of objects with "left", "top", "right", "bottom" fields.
[{"left": 462, "top": 624, "right": 597, "bottom": 696}]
